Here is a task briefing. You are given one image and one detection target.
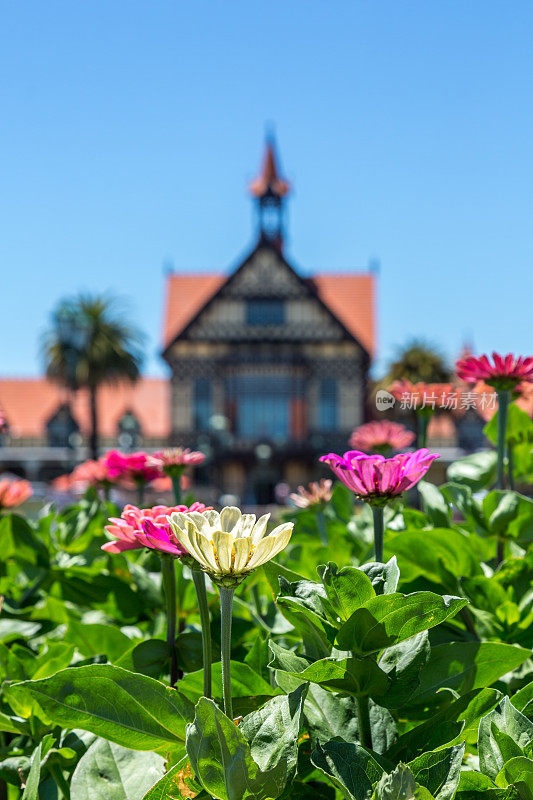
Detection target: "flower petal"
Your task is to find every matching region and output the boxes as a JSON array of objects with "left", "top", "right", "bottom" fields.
[
  {"left": 251, "top": 513, "right": 270, "bottom": 544},
  {"left": 220, "top": 507, "right": 242, "bottom": 535},
  {"left": 233, "top": 536, "right": 253, "bottom": 572}
]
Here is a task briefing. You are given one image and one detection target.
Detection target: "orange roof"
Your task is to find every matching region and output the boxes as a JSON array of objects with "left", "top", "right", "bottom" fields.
[
  {"left": 0, "top": 378, "right": 170, "bottom": 439},
  {"left": 163, "top": 271, "right": 375, "bottom": 355},
  {"left": 249, "top": 141, "right": 290, "bottom": 199},
  {"left": 311, "top": 274, "right": 375, "bottom": 355}
]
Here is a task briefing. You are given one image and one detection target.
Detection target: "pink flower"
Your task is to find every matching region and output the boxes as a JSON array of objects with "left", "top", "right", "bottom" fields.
[
  {"left": 0, "top": 478, "right": 33, "bottom": 509},
  {"left": 290, "top": 479, "right": 333, "bottom": 508},
  {"left": 319, "top": 448, "right": 439, "bottom": 504},
  {"left": 456, "top": 352, "right": 533, "bottom": 390},
  {"left": 102, "top": 451, "right": 163, "bottom": 485},
  {"left": 389, "top": 380, "right": 455, "bottom": 411},
  {"left": 349, "top": 421, "right": 415, "bottom": 453},
  {"left": 153, "top": 448, "right": 206, "bottom": 469},
  {"left": 102, "top": 502, "right": 210, "bottom": 556}
]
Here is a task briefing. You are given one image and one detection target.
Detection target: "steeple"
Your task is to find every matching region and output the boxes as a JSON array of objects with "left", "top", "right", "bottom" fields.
[{"left": 249, "top": 135, "right": 290, "bottom": 248}]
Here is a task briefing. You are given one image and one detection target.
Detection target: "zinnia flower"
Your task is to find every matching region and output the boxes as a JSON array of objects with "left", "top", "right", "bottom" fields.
[
  {"left": 319, "top": 448, "right": 439, "bottom": 505},
  {"left": 349, "top": 420, "right": 415, "bottom": 454},
  {"left": 102, "top": 502, "right": 209, "bottom": 555},
  {"left": 290, "top": 479, "right": 333, "bottom": 508},
  {"left": 388, "top": 380, "right": 455, "bottom": 411},
  {"left": 0, "top": 478, "right": 32, "bottom": 509},
  {"left": 456, "top": 352, "right": 533, "bottom": 391},
  {"left": 153, "top": 448, "right": 205, "bottom": 472},
  {"left": 102, "top": 451, "right": 162, "bottom": 485},
  {"left": 167, "top": 507, "right": 293, "bottom": 585}
]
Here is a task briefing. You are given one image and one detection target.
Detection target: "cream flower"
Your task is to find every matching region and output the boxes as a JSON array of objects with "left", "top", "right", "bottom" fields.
[{"left": 167, "top": 506, "right": 293, "bottom": 584}]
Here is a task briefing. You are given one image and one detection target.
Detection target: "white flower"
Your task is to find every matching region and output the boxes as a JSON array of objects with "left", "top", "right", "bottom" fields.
[{"left": 167, "top": 506, "right": 293, "bottom": 582}]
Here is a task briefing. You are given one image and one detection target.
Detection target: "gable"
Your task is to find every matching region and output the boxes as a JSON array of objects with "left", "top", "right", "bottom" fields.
[{"left": 179, "top": 246, "right": 363, "bottom": 345}]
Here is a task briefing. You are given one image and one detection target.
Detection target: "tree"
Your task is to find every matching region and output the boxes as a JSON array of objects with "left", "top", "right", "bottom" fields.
[
  {"left": 42, "top": 294, "right": 144, "bottom": 459},
  {"left": 386, "top": 340, "right": 452, "bottom": 384}
]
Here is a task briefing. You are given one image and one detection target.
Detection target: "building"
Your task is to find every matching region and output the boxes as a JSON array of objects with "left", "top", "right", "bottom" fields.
[{"left": 161, "top": 140, "right": 375, "bottom": 502}]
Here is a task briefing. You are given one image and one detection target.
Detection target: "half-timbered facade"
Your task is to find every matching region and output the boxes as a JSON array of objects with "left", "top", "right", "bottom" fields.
[{"left": 162, "top": 140, "right": 375, "bottom": 503}]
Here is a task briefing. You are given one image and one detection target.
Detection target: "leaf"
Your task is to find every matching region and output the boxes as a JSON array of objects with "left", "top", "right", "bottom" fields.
[
  {"left": 418, "top": 481, "right": 452, "bottom": 528},
  {"left": 484, "top": 403, "right": 533, "bottom": 447},
  {"left": 446, "top": 450, "right": 497, "bottom": 491},
  {"left": 21, "top": 741, "right": 43, "bottom": 800},
  {"left": 358, "top": 557, "right": 400, "bottom": 596},
  {"left": 275, "top": 596, "right": 335, "bottom": 659},
  {"left": 0, "top": 513, "right": 49, "bottom": 567},
  {"left": 311, "top": 740, "right": 387, "bottom": 800},
  {"left": 241, "top": 685, "right": 306, "bottom": 774},
  {"left": 408, "top": 744, "right": 465, "bottom": 800},
  {"left": 0, "top": 619, "right": 41, "bottom": 643},
  {"left": 7, "top": 664, "right": 194, "bottom": 751},
  {"left": 388, "top": 688, "right": 502, "bottom": 762},
  {"left": 495, "top": 756, "right": 533, "bottom": 799},
  {"left": 479, "top": 697, "right": 533, "bottom": 780},
  {"left": 483, "top": 491, "right": 533, "bottom": 543},
  {"left": 373, "top": 763, "right": 426, "bottom": 800},
  {"left": 65, "top": 621, "right": 135, "bottom": 661},
  {"left": 414, "top": 643, "right": 531, "bottom": 703},
  {"left": 140, "top": 757, "right": 199, "bottom": 800},
  {"left": 281, "top": 655, "right": 390, "bottom": 699},
  {"left": 317, "top": 562, "right": 375, "bottom": 622},
  {"left": 70, "top": 738, "right": 166, "bottom": 800},
  {"left": 178, "top": 661, "right": 280, "bottom": 717},
  {"left": 186, "top": 697, "right": 288, "bottom": 800},
  {"left": 114, "top": 639, "right": 171, "bottom": 679},
  {"left": 512, "top": 681, "right": 533, "bottom": 719},
  {"left": 376, "top": 632, "right": 430, "bottom": 710},
  {"left": 336, "top": 593, "right": 467, "bottom": 654}
]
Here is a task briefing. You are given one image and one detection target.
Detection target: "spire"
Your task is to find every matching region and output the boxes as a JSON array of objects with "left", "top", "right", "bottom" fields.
[
  {"left": 249, "top": 135, "right": 290, "bottom": 248},
  {"left": 249, "top": 137, "right": 290, "bottom": 199}
]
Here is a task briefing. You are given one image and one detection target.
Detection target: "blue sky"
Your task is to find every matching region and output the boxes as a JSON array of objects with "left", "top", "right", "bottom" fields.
[{"left": 1, "top": 1, "right": 531, "bottom": 377}]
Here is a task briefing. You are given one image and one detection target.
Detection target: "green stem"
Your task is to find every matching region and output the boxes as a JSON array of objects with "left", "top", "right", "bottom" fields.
[
  {"left": 417, "top": 413, "right": 429, "bottom": 449},
  {"left": 50, "top": 764, "right": 70, "bottom": 799},
  {"left": 316, "top": 510, "right": 328, "bottom": 546},
  {"left": 371, "top": 505, "right": 384, "bottom": 563},
  {"left": 250, "top": 583, "right": 262, "bottom": 618},
  {"left": 171, "top": 472, "right": 183, "bottom": 505},
  {"left": 356, "top": 695, "right": 373, "bottom": 750},
  {"left": 219, "top": 585, "right": 234, "bottom": 719},
  {"left": 161, "top": 556, "right": 178, "bottom": 686},
  {"left": 192, "top": 568, "right": 212, "bottom": 698},
  {"left": 496, "top": 390, "right": 510, "bottom": 490},
  {"left": 136, "top": 479, "right": 145, "bottom": 508},
  {"left": 508, "top": 444, "right": 515, "bottom": 491}
]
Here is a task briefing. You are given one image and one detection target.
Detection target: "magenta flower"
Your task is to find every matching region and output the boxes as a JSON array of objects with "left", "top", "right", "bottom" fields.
[
  {"left": 456, "top": 351, "right": 533, "bottom": 391},
  {"left": 153, "top": 448, "right": 206, "bottom": 470},
  {"left": 0, "top": 478, "right": 32, "bottom": 510},
  {"left": 319, "top": 448, "right": 439, "bottom": 505},
  {"left": 349, "top": 420, "right": 415, "bottom": 454},
  {"left": 102, "top": 502, "right": 210, "bottom": 555},
  {"left": 102, "top": 450, "right": 163, "bottom": 485}
]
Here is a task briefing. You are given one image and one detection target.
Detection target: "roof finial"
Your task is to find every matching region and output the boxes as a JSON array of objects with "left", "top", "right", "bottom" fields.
[{"left": 249, "top": 132, "right": 290, "bottom": 199}]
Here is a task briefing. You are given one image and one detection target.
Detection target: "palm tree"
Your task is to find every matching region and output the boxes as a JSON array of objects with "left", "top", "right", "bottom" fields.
[
  {"left": 386, "top": 340, "right": 452, "bottom": 384},
  {"left": 42, "top": 293, "right": 144, "bottom": 459}
]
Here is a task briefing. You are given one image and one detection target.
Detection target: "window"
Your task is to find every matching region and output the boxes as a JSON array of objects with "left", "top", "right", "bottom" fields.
[
  {"left": 117, "top": 410, "right": 142, "bottom": 450},
  {"left": 319, "top": 378, "right": 338, "bottom": 431},
  {"left": 47, "top": 405, "right": 79, "bottom": 448},
  {"left": 230, "top": 376, "right": 293, "bottom": 439},
  {"left": 246, "top": 299, "right": 285, "bottom": 326},
  {"left": 194, "top": 378, "right": 212, "bottom": 432}
]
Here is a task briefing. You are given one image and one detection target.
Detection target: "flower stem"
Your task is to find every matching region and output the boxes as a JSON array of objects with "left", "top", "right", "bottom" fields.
[
  {"left": 496, "top": 390, "right": 510, "bottom": 490},
  {"left": 50, "top": 764, "right": 70, "bottom": 799},
  {"left": 136, "top": 479, "right": 145, "bottom": 508},
  {"left": 316, "top": 509, "right": 328, "bottom": 545},
  {"left": 371, "top": 505, "right": 384, "bottom": 563},
  {"left": 356, "top": 695, "right": 373, "bottom": 750},
  {"left": 160, "top": 556, "right": 178, "bottom": 686},
  {"left": 507, "top": 443, "right": 515, "bottom": 491},
  {"left": 171, "top": 473, "right": 182, "bottom": 505},
  {"left": 192, "top": 568, "right": 212, "bottom": 698},
  {"left": 417, "top": 413, "right": 429, "bottom": 448},
  {"left": 219, "top": 585, "right": 234, "bottom": 718}
]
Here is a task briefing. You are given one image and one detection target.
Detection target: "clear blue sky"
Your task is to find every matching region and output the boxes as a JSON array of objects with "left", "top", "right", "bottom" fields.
[{"left": 1, "top": 1, "right": 531, "bottom": 378}]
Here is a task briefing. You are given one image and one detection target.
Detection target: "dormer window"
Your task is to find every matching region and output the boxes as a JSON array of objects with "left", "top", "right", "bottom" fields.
[{"left": 246, "top": 298, "right": 285, "bottom": 326}]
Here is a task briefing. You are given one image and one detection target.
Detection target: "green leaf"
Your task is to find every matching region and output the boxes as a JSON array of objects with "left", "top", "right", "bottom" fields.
[
  {"left": 376, "top": 632, "right": 431, "bottom": 710},
  {"left": 21, "top": 740, "right": 44, "bottom": 800},
  {"left": 408, "top": 744, "right": 465, "bottom": 800},
  {"left": 140, "top": 757, "right": 200, "bottom": 800},
  {"left": 114, "top": 639, "right": 171, "bottom": 679},
  {"left": 512, "top": 682, "right": 533, "bottom": 719},
  {"left": 384, "top": 528, "right": 482, "bottom": 592},
  {"left": 495, "top": 756, "right": 533, "bottom": 799},
  {"left": 336, "top": 593, "right": 467, "bottom": 654},
  {"left": 484, "top": 403, "right": 533, "bottom": 447},
  {"left": 0, "top": 619, "right": 41, "bottom": 643},
  {"left": 186, "top": 697, "right": 288, "bottom": 800},
  {"left": 373, "top": 763, "right": 431, "bottom": 800},
  {"left": 388, "top": 688, "right": 502, "bottom": 762},
  {"left": 70, "top": 738, "right": 166, "bottom": 800},
  {"left": 281, "top": 655, "right": 390, "bottom": 699},
  {"left": 7, "top": 664, "right": 194, "bottom": 751},
  {"left": 414, "top": 643, "right": 531, "bottom": 703},
  {"left": 275, "top": 595, "right": 335, "bottom": 659},
  {"left": 311, "top": 740, "right": 387, "bottom": 800},
  {"left": 241, "top": 685, "right": 306, "bottom": 774},
  {"left": 0, "top": 513, "right": 49, "bottom": 567},
  {"left": 418, "top": 481, "right": 452, "bottom": 527},
  {"left": 317, "top": 562, "right": 375, "bottom": 622},
  {"left": 358, "top": 557, "right": 400, "bottom": 595},
  {"left": 447, "top": 450, "right": 497, "bottom": 491},
  {"left": 483, "top": 491, "right": 533, "bottom": 543},
  {"left": 178, "top": 661, "right": 280, "bottom": 718},
  {"left": 479, "top": 697, "right": 533, "bottom": 780},
  {"left": 65, "top": 621, "right": 135, "bottom": 661}
]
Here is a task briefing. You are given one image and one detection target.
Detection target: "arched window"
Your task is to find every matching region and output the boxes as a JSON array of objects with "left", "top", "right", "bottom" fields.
[
  {"left": 117, "top": 410, "right": 142, "bottom": 450},
  {"left": 46, "top": 404, "right": 79, "bottom": 448}
]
